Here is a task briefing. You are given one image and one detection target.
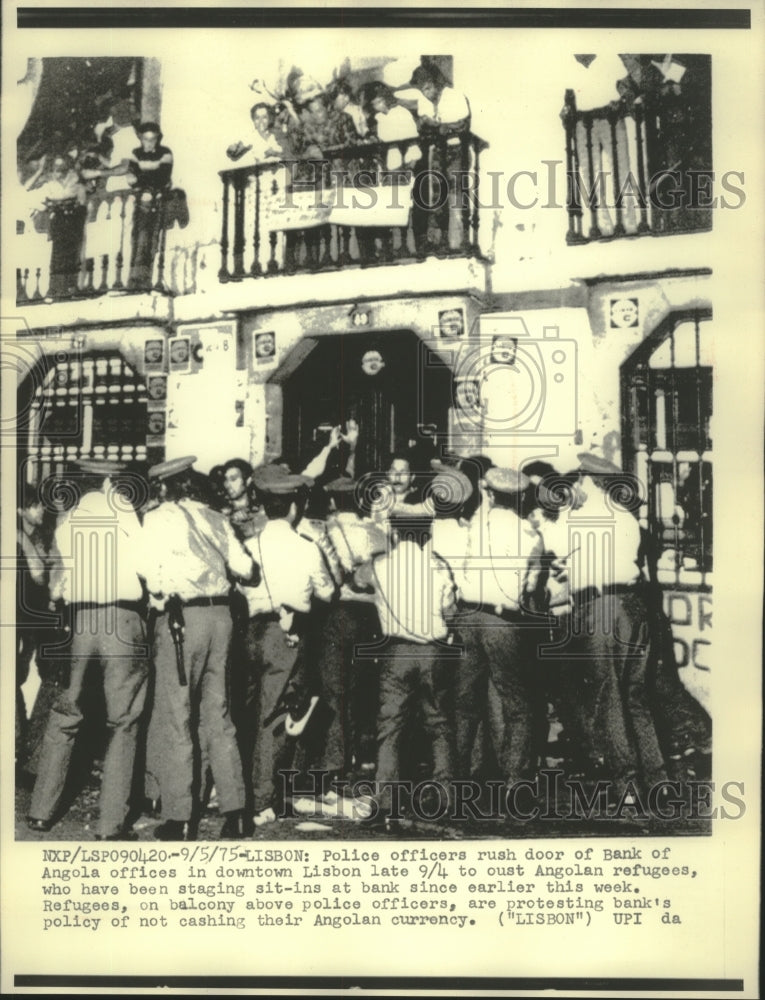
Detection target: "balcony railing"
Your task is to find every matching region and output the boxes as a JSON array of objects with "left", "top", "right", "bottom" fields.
[
  {"left": 217, "top": 132, "right": 488, "bottom": 281},
  {"left": 16, "top": 186, "right": 175, "bottom": 305},
  {"left": 561, "top": 89, "right": 713, "bottom": 244}
]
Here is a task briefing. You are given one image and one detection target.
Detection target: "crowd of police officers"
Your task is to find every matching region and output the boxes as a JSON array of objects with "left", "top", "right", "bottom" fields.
[{"left": 19, "top": 445, "right": 711, "bottom": 840}]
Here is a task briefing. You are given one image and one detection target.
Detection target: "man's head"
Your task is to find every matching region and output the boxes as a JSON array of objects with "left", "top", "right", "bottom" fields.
[
  {"left": 261, "top": 486, "right": 308, "bottom": 525},
  {"left": 51, "top": 155, "right": 71, "bottom": 180},
  {"left": 221, "top": 458, "right": 253, "bottom": 504},
  {"left": 386, "top": 452, "right": 414, "bottom": 496},
  {"left": 18, "top": 483, "right": 45, "bottom": 527},
  {"left": 483, "top": 467, "right": 530, "bottom": 513},
  {"left": 250, "top": 102, "right": 275, "bottom": 137},
  {"left": 331, "top": 80, "right": 354, "bottom": 111},
  {"left": 368, "top": 82, "right": 396, "bottom": 115},
  {"left": 137, "top": 122, "right": 162, "bottom": 153},
  {"left": 410, "top": 64, "right": 445, "bottom": 103},
  {"left": 306, "top": 95, "right": 328, "bottom": 123}
]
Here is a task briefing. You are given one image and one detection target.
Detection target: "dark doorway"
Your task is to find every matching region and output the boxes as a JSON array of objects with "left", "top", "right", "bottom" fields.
[{"left": 280, "top": 330, "right": 453, "bottom": 478}]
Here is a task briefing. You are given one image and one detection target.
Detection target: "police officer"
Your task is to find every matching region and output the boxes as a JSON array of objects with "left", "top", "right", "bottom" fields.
[
  {"left": 453, "top": 467, "right": 548, "bottom": 793},
  {"left": 141, "top": 456, "right": 259, "bottom": 840},
  {"left": 28, "top": 458, "right": 148, "bottom": 840},
  {"left": 300, "top": 478, "right": 386, "bottom": 814},
  {"left": 550, "top": 453, "right": 668, "bottom": 793},
  {"left": 238, "top": 470, "right": 336, "bottom": 827},
  {"left": 363, "top": 508, "right": 458, "bottom": 823}
]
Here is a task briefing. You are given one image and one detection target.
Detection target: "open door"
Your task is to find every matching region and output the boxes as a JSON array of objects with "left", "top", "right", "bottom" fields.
[{"left": 278, "top": 330, "right": 452, "bottom": 477}]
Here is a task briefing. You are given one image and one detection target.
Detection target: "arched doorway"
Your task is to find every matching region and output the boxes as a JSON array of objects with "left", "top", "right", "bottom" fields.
[{"left": 275, "top": 330, "right": 453, "bottom": 477}]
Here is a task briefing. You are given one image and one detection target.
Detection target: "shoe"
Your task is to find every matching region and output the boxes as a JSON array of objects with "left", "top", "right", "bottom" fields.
[
  {"left": 154, "top": 819, "right": 195, "bottom": 841},
  {"left": 320, "top": 791, "right": 373, "bottom": 822},
  {"left": 96, "top": 829, "right": 138, "bottom": 841},
  {"left": 291, "top": 797, "right": 319, "bottom": 817},
  {"left": 253, "top": 807, "right": 276, "bottom": 827},
  {"left": 27, "top": 816, "right": 53, "bottom": 833},
  {"left": 220, "top": 812, "right": 245, "bottom": 839}
]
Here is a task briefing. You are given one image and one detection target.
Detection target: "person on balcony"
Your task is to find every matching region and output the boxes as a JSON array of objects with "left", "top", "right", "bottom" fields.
[
  {"left": 95, "top": 121, "right": 173, "bottom": 290},
  {"left": 28, "top": 154, "right": 88, "bottom": 298},
  {"left": 368, "top": 82, "right": 420, "bottom": 171},
  {"left": 329, "top": 79, "right": 370, "bottom": 139},
  {"left": 404, "top": 63, "right": 471, "bottom": 254},
  {"left": 226, "top": 102, "right": 291, "bottom": 166}
]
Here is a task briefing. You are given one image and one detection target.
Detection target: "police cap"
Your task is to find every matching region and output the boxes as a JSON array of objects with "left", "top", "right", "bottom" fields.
[
  {"left": 148, "top": 455, "right": 197, "bottom": 480},
  {"left": 576, "top": 452, "right": 622, "bottom": 475},
  {"left": 483, "top": 467, "right": 530, "bottom": 493}
]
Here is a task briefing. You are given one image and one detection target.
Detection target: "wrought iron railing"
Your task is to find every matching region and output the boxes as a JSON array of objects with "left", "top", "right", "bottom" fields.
[
  {"left": 561, "top": 89, "right": 713, "bottom": 244},
  {"left": 217, "top": 131, "right": 488, "bottom": 280},
  {"left": 16, "top": 186, "right": 173, "bottom": 304}
]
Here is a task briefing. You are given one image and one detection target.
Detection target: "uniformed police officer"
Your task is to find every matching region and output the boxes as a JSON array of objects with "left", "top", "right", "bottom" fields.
[
  {"left": 28, "top": 458, "right": 149, "bottom": 840},
  {"left": 141, "top": 456, "right": 259, "bottom": 840},
  {"left": 453, "top": 467, "right": 549, "bottom": 794},
  {"left": 238, "top": 469, "right": 336, "bottom": 827},
  {"left": 548, "top": 453, "right": 668, "bottom": 793}
]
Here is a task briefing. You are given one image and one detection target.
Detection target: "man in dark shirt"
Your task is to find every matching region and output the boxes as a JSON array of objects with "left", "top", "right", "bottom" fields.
[{"left": 95, "top": 121, "right": 173, "bottom": 289}]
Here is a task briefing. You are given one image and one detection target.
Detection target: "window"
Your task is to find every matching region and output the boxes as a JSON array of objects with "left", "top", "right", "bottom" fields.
[{"left": 621, "top": 309, "right": 712, "bottom": 588}]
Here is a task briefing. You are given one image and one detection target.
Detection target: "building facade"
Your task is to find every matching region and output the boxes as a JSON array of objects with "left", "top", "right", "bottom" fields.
[{"left": 13, "top": 50, "right": 714, "bottom": 710}]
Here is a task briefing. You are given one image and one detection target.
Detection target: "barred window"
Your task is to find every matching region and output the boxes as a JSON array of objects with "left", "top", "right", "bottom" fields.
[{"left": 621, "top": 309, "right": 712, "bottom": 589}]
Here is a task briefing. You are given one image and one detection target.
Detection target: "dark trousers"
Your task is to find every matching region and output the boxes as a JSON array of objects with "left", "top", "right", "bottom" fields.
[
  {"left": 150, "top": 605, "right": 244, "bottom": 821},
  {"left": 48, "top": 201, "right": 86, "bottom": 297},
  {"left": 129, "top": 192, "right": 163, "bottom": 289},
  {"left": 453, "top": 608, "right": 546, "bottom": 785},
  {"left": 310, "top": 601, "right": 380, "bottom": 781},
  {"left": 243, "top": 617, "right": 300, "bottom": 813},
  {"left": 30, "top": 606, "right": 148, "bottom": 836},
  {"left": 553, "top": 592, "right": 665, "bottom": 787},
  {"left": 375, "top": 640, "right": 455, "bottom": 809}
]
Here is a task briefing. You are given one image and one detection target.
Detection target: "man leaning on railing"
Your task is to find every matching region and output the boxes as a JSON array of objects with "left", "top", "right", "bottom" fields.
[{"left": 89, "top": 121, "right": 174, "bottom": 290}]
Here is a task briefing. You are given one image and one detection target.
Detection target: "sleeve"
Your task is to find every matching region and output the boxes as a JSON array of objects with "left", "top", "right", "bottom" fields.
[
  {"left": 223, "top": 518, "right": 255, "bottom": 581},
  {"left": 47, "top": 516, "right": 71, "bottom": 602},
  {"left": 156, "top": 147, "right": 174, "bottom": 188},
  {"left": 139, "top": 510, "right": 163, "bottom": 595},
  {"left": 308, "top": 541, "right": 337, "bottom": 603},
  {"left": 435, "top": 558, "right": 457, "bottom": 616}
]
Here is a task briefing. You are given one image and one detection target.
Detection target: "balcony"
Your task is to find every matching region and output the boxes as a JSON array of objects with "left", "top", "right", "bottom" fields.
[
  {"left": 217, "top": 132, "right": 488, "bottom": 282},
  {"left": 15, "top": 186, "right": 178, "bottom": 306},
  {"left": 561, "top": 89, "right": 713, "bottom": 245}
]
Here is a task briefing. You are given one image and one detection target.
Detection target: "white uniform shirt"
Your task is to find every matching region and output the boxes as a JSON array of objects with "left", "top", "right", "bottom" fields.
[
  {"left": 371, "top": 538, "right": 455, "bottom": 644},
  {"left": 375, "top": 105, "right": 421, "bottom": 169},
  {"left": 416, "top": 86, "right": 470, "bottom": 126},
  {"left": 49, "top": 489, "right": 144, "bottom": 604},
  {"left": 240, "top": 518, "right": 335, "bottom": 617},
  {"left": 540, "top": 478, "right": 642, "bottom": 594},
  {"left": 459, "top": 506, "right": 543, "bottom": 611},
  {"left": 141, "top": 498, "right": 253, "bottom": 603}
]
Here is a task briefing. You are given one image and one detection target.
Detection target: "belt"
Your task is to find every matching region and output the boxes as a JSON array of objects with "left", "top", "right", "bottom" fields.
[
  {"left": 73, "top": 600, "right": 145, "bottom": 615},
  {"left": 183, "top": 595, "right": 230, "bottom": 608}
]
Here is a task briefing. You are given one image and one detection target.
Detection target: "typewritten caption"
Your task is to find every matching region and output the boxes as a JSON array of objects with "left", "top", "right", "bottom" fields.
[{"left": 39, "top": 843, "right": 696, "bottom": 932}]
